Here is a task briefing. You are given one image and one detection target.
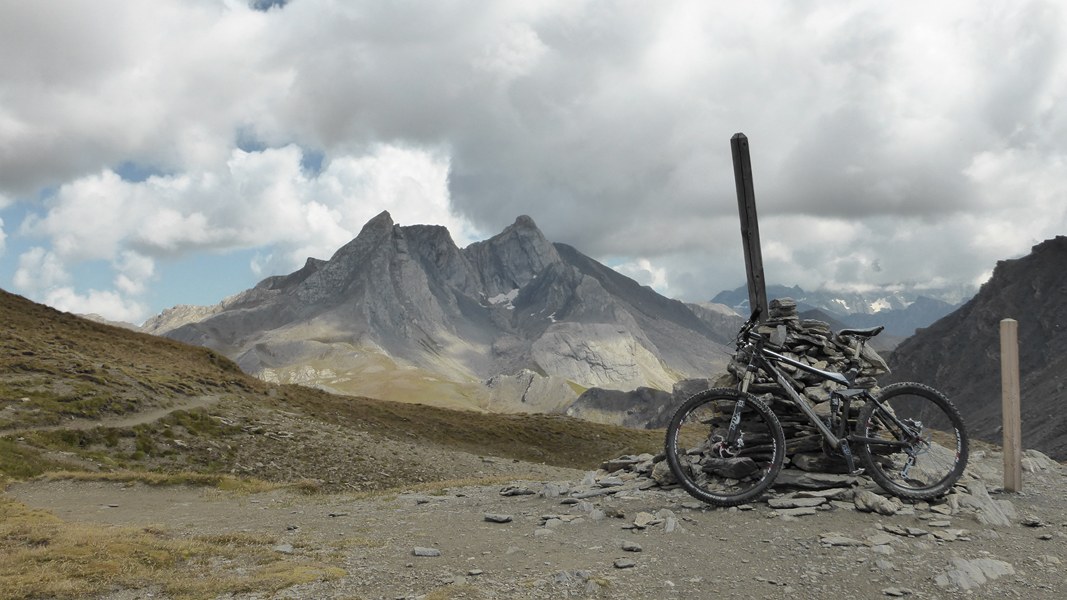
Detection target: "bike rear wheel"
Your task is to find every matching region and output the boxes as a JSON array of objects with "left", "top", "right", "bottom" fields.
[
  {"left": 664, "top": 388, "right": 785, "bottom": 506},
  {"left": 856, "top": 382, "right": 968, "bottom": 500}
]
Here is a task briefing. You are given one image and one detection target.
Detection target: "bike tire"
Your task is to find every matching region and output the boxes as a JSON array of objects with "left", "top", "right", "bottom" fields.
[
  {"left": 664, "top": 388, "right": 785, "bottom": 507},
  {"left": 855, "top": 382, "right": 969, "bottom": 500}
]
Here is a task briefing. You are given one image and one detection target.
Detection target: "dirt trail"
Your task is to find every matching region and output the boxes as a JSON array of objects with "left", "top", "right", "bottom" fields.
[{"left": 0, "top": 395, "right": 221, "bottom": 438}]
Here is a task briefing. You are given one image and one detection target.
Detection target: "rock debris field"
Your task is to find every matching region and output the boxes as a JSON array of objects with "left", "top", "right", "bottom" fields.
[{"left": 10, "top": 447, "right": 1067, "bottom": 600}]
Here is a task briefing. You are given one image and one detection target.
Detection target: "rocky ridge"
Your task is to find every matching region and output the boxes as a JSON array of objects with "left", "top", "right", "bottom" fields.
[
  {"left": 888, "top": 236, "right": 1067, "bottom": 460},
  {"left": 158, "top": 212, "right": 734, "bottom": 414}
]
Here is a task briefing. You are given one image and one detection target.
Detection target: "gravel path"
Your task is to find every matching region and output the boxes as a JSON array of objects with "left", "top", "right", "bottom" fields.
[{"left": 9, "top": 450, "right": 1067, "bottom": 600}]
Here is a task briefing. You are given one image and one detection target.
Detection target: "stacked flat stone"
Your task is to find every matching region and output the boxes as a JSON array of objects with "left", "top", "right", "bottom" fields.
[{"left": 725, "top": 298, "right": 891, "bottom": 473}]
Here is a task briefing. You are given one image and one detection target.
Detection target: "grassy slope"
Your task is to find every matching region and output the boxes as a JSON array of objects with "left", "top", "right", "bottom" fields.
[
  {"left": 0, "top": 288, "right": 252, "bottom": 429},
  {"left": 0, "top": 288, "right": 661, "bottom": 484}
]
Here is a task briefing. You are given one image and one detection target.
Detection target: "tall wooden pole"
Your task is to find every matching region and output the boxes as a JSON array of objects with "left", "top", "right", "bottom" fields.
[
  {"left": 1000, "top": 318, "right": 1022, "bottom": 492},
  {"left": 731, "top": 133, "right": 768, "bottom": 320}
]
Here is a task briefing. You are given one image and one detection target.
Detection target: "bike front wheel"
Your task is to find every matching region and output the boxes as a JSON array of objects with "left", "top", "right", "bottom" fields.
[
  {"left": 855, "top": 382, "right": 969, "bottom": 500},
  {"left": 664, "top": 388, "right": 785, "bottom": 507}
]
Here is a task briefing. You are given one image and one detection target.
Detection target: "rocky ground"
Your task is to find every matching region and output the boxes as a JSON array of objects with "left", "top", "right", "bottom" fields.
[{"left": 9, "top": 445, "right": 1065, "bottom": 600}]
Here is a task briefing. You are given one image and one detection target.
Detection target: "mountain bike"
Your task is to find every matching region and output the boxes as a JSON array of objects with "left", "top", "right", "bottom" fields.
[{"left": 664, "top": 309, "right": 969, "bottom": 507}]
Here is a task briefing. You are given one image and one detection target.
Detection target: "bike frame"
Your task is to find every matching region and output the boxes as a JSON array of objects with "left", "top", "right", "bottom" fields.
[{"left": 734, "top": 332, "right": 910, "bottom": 462}]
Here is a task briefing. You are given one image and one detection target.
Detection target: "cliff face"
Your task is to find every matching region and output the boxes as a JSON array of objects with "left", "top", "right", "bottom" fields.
[
  {"left": 888, "top": 236, "right": 1067, "bottom": 459},
  {"left": 162, "top": 212, "right": 735, "bottom": 413}
]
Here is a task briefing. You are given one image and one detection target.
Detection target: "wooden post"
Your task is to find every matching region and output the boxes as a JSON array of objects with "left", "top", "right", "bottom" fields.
[
  {"left": 1000, "top": 318, "right": 1022, "bottom": 492},
  {"left": 731, "top": 133, "right": 768, "bottom": 320}
]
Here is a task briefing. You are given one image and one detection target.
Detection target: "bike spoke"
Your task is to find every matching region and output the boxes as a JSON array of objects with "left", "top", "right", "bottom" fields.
[
  {"left": 857, "top": 383, "right": 968, "bottom": 499},
  {"left": 666, "top": 389, "right": 785, "bottom": 506}
]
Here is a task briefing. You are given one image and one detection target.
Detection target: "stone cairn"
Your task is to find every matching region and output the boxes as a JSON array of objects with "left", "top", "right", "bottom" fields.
[
  {"left": 537, "top": 300, "right": 1064, "bottom": 528},
  {"left": 719, "top": 297, "right": 891, "bottom": 473}
]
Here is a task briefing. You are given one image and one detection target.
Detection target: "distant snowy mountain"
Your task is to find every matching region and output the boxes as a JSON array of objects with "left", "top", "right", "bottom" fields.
[{"left": 711, "top": 284, "right": 970, "bottom": 336}]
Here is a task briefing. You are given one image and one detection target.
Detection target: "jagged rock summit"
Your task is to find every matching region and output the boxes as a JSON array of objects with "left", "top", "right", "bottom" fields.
[{"left": 162, "top": 212, "right": 734, "bottom": 414}]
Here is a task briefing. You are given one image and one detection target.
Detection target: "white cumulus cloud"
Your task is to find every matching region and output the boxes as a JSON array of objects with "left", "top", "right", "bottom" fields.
[
  {"left": 114, "top": 251, "right": 156, "bottom": 296},
  {"left": 42, "top": 287, "right": 148, "bottom": 324},
  {"left": 614, "top": 258, "right": 670, "bottom": 294},
  {"left": 14, "top": 247, "right": 70, "bottom": 294},
  {"left": 2, "top": 0, "right": 1066, "bottom": 313},
  {"left": 13, "top": 143, "right": 474, "bottom": 320}
]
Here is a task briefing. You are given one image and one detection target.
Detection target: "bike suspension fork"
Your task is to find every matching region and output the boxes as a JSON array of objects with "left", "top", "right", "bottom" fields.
[{"left": 740, "top": 369, "right": 754, "bottom": 394}]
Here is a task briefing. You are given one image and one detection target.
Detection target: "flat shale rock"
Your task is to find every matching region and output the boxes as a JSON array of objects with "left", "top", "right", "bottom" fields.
[
  {"left": 768, "top": 496, "right": 828, "bottom": 509},
  {"left": 934, "top": 557, "right": 1015, "bottom": 590},
  {"left": 774, "top": 470, "right": 859, "bottom": 490},
  {"left": 854, "top": 490, "right": 900, "bottom": 516}
]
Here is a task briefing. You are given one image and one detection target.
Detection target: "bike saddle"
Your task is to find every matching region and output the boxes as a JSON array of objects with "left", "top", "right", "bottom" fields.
[{"left": 838, "top": 325, "right": 885, "bottom": 338}]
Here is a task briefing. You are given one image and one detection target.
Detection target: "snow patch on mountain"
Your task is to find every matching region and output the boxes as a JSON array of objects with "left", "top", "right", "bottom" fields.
[
  {"left": 711, "top": 283, "right": 972, "bottom": 336},
  {"left": 487, "top": 288, "right": 520, "bottom": 308}
]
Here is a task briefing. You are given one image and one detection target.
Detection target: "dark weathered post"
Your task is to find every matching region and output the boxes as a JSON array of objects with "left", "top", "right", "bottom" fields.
[
  {"left": 1000, "top": 318, "right": 1022, "bottom": 492},
  {"left": 731, "top": 133, "right": 768, "bottom": 320}
]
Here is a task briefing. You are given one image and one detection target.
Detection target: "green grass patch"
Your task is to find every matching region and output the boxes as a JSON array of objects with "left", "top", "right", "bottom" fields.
[
  {"left": 19, "top": 408, "right": 245, "bottom": 471},
  {"left": 566, "top": 380, "right": 589, "bottom": 396},
  {"left": 0, "top": 439, "right": 71, "bottom": 480},
  {"left": 24, "top": 387, "right": 139, "bottom": 420}
]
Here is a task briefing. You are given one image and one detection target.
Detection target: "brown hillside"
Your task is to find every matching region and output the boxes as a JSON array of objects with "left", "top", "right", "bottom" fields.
[
  {"left": 0, "top": 287, "right": 660, "bottom": 487},
  {"left": 0, "top": 288, "right": 254, "bottom": 429}
]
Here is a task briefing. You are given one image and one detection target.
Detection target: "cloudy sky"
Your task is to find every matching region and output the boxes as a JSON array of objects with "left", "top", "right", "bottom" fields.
[{"left": 1, "top": 0, "right": 1065, "bottom": 324}]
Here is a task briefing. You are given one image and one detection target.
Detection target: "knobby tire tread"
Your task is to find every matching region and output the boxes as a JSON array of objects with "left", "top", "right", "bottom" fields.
[
  {"left": 664, "top": 388, "right": 786, "bottom": 507},
  {"left": 856, "top": 382, "right": 969, "bottom": 500}
]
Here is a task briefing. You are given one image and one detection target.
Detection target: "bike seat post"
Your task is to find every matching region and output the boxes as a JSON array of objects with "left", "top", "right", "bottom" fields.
[{"left": 842, "top": 337, "right": 862, "bottom": 386}]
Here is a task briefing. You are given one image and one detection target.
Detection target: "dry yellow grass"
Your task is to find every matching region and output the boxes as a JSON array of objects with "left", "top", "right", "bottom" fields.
[{"left": 0, "top": 492, "right": 344, "bottom": 600}]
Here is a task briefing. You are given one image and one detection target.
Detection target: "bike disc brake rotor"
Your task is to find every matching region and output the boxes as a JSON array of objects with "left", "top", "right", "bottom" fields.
[{"left": 709, "top": 432, "right": 744, "bottom": 458}]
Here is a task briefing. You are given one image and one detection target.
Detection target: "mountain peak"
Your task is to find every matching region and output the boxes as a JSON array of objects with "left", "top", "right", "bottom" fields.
[
  {"left": 493, "top": 215, "right": 549, "bottom": 248},
  {"left": 1028, "top": 235, "right": 1067, "bottom": 257},
  {"left": 464, "top": 214, "right": 560, "bottom": 295},
  {"left": 511, "top": 215, "right": 539, "bottom": 230},
  {"left": 325, "top": 210, "right": 396, "bottom": 264},
  {"left": 363, "top": 210, "right": 395, "bottom": 232},
  {"left": 153, "top": 210, "right": 738, "bottom": 424}
]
